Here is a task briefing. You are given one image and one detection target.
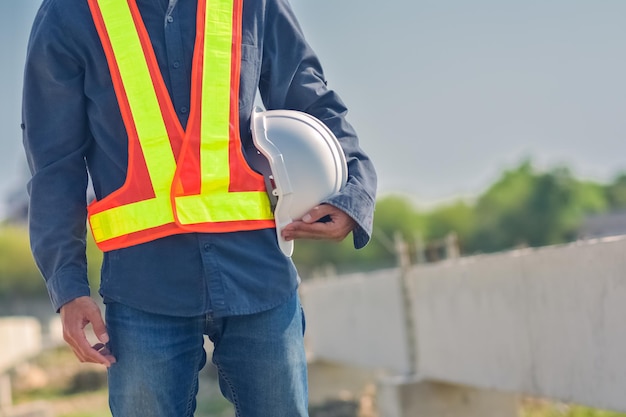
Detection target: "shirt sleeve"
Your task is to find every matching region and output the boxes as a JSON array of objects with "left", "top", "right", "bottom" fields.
[
  {"left": 259, "top": 0, "right": 377, "bottom": 249},
  {"left": 22, "top": 0, "right": 92, "bottom": 312}
]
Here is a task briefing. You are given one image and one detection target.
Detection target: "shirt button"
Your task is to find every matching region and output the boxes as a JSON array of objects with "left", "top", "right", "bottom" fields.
[
  {"left": 180, "top": 106, "right": 188, "bottom": 114},
  {"left": 172, "top": 61, "right": 180, "bottom": 69},
  {"left": 166, "top": 15, "right": 174, "bottom": 23},
  {"left": 203, "top": 243, "right": 212, "bottom": 251}
]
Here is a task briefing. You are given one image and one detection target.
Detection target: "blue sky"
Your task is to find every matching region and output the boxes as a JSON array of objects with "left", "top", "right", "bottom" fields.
[
  {"left": 291, "top": 0, "right": 626, "bottom": 204},
  {"left": 3, "top": 0, "right": 626, "bottom": 212}
]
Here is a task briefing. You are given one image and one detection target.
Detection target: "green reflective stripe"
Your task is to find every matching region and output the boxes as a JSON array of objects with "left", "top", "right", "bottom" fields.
[
  {"left": 200, "top": 0, "right": 233, "bottom": 191},
  {"left": 92, "top": 0, "right": 176, "bottom": 243},
  {"left": 176, "top": 191, "right": 274, "bottom": 224},
  {"left": 98, "top": 0, "right": 176, "bottom": 189},
  {"left": 90, "top": 198, "right": 174, "bottom": 241},
  {"left": 176, "top": 0, "right": 273, "bottom": 225}
]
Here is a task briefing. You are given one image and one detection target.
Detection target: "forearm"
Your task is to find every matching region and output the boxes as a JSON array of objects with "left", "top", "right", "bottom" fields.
[
  {"left": 259, "top": 0, "right": 377, "bottom": 247},
  {"left": 27, "top": 163, "right": 91, "bottom": 311},
  {"left": 23, "top": 0, "right": 92, "bottom": 311}
]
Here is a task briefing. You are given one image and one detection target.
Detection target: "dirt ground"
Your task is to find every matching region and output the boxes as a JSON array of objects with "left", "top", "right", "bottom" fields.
[{"left": 8, "top": 346, "right": 374, "bottom": 417}]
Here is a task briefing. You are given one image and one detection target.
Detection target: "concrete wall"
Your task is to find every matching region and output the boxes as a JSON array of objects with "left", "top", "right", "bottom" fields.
[
  {"left": 411, "top": 236, "right": 626, "bottom": 411},
  {"left": 300, "top": 269, "right": 412, "bottom": 374},
  {"left": 377, "top": 375, "right": 518, "bottom": 417},
  {"left": 301, "top": 235, "right": 626, "bottom": 413}
]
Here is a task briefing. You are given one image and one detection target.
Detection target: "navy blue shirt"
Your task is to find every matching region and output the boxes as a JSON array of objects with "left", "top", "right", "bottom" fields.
[{"left": 22, "top": 0, "right": 377, "bottom": 316}]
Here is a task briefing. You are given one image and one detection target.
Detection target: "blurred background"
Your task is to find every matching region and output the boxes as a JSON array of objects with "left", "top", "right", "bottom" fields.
[{"left": 2, "top": 1, "right": 626, "bottom": 417}]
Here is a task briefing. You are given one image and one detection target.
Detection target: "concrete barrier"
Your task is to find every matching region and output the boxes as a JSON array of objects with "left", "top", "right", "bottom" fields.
[
  {"left": 377, "top": 375, "right": 518, "bottom": 417},
  {"left": 411, "top": 236, "right": 626, "bottom": 412},
  {"left": 0, "top": 318, "right": 42, "bottom": 373},
  {"left": 301, "top": 235, "right": 626, "bottom": 415},
  {"left": 300, "top": 269, "right": 411, "bottom": 374}
]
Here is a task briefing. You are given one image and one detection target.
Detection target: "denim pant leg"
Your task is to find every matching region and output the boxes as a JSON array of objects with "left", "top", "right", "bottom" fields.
[
  {"left": 208, "top": 293, "right": 309, "bottom": 417},
  {"left": 105, "top": 303, "right": 206, "bottom": 417}
]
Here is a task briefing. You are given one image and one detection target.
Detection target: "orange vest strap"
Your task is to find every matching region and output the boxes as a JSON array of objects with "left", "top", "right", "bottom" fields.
[{"left": 87, "top": 0, "right": 274, "bottom": 251}]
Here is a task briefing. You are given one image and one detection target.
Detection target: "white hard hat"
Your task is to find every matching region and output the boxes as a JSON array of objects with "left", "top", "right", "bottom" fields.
[{"left": 249, "top": 107, "right": 348, "bottom": 256}]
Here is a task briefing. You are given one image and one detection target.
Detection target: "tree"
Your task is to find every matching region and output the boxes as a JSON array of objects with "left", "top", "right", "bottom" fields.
[
  {"left": 469, "top": 162, "right": 606, "bottom": 253},
  {"left": 424, "top": 200, "right": 475, "bottom": 253},
  {"left": 605, "top": 172, "right": 626, "bottom": 211},
  {"left": 468, "top": 161, "right": 537, "bottom": 252}
]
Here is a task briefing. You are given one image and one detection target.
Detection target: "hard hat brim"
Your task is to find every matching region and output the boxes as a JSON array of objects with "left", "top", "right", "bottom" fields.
[{"left": 250, "top": 107, "right": 348, "bottom": 257}]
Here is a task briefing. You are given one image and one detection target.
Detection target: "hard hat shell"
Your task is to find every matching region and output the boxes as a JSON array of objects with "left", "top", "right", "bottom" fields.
[{"left": 250, "top": 107, "right": 348, "bottom": 256}]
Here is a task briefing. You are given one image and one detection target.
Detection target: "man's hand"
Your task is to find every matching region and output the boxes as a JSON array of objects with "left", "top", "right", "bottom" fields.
[
  {"left": 281, "top": 204, "right": 356, "bottom": 242},
  {"left": 60, "top": 296, "right": 116, "bottom": 368}
]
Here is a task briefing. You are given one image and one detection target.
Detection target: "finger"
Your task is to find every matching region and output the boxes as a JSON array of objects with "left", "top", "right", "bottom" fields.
[
  {"left": 301, "top": 205, "right": 334, "bottom": 224},
  {"left": 92, "top": 343, "right": 117, "bottom": 365},
  {"left": 65, "top": 334, "right": 92, "bottom": 363},
  {"left": 283, "top": 205, "right": 339, "bottom": 234},
  {"left": 83, "top": 306, "right": 115, "bottom": 364},
  {"left": 282, "top": 204, "right": 355, "bottom": 242},
  {"left": 61, "top": 300, "right": 115, "bottom": 367},
  {"left": 82, "top": 343, "right": 114, "bottom": 367},
  {"left": 283, "top": 219, "right": 352, "bottom": 241},
  {"left": 66, "top": 326, "right": 114, "bottom": 367},
  {"left": 283, "top": 221, "right": 328, "bottom": 240},
  {"left": 67, "top": 343, "right": 88, "bottom": 363},
  {"left": 88, "top": 309, "right": 110, "bottom": 345}
]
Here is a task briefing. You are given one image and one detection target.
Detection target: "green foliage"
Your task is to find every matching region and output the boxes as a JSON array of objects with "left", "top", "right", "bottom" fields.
[
  {"left": 0, "top": 225, "right": 103, "bottom": 299},
  {"left": 0, "top": 225, "right": 46, "bottom": 297},
  {"left": 605, "top": 172, "right": 626, "bottom": 210},
  {"left": 520, "top": 399, "right": 626, "bottom": 417},
  {"left": 292, "top": 195, "right": 427, "bottom": 276},
  {"left": 295, "top": 159, "right": 623, "bottom": 276},
  {"left": 373, "top": 196, "right": 426, "bottom": 237},
  {"left": 424, "top": 200, "right": 475, "bottom": 249},
  {"left": 469, "top": 163, "right": 607, "bottom": 252},
  {"left": 469, "top": 161, "right": 537, "bottom": 252},
  {"left": 86, "top": 232, "right": 103, "bottom": 290}
]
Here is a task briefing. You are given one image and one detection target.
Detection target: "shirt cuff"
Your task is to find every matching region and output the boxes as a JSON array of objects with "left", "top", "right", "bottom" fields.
[
  {"left": 323, "top": 181, "right": 375, "bottom": 249},
  {"left": 45, "top": 267, "right": 91, "bottom": 313}
]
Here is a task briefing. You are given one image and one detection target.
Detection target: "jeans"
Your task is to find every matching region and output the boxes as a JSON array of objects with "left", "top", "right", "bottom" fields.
[{"left": 105, "top": 293, "right": 309, "bottom": 417}]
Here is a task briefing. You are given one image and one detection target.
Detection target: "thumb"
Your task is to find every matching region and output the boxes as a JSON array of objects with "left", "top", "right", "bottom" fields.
[{"left": 301, "top": 205, "right": 332, "bottom": 224}]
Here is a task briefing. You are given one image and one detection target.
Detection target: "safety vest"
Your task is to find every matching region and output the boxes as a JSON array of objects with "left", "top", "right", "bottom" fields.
[{"left": 86, "top": 0, "right": 275, "bottom": 252}]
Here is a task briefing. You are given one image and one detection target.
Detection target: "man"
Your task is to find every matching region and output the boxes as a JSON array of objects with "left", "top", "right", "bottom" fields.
[{"left": 22, "top": 0, "right": 376, "bottom": 415}]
